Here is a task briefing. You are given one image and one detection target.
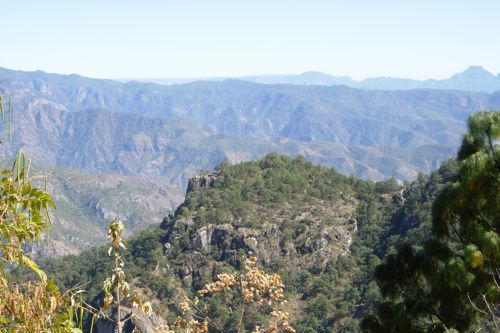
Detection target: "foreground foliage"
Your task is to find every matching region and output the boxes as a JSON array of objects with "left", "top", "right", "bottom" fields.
[
  {"left": 0, "top": 95, "right": 80, "bottom": 331},
  {"left": 157, "top": 256, "right": 294, "bottom": 333},
  {"left": 362, "top": 111, "right": 500, "bottom": 332}
]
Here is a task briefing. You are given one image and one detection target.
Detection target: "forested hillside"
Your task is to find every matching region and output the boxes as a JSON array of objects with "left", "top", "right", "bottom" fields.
[
  {"left": 36, "top": 153, "right": 456, "bottom": 332},
  {"left": 362, "top": 111, "right": 500, "bottom": 332}
]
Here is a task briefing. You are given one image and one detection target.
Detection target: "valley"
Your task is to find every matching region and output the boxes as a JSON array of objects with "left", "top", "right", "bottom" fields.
[{"left": 0, "top": 66, "right": 498, "bottom": 258}]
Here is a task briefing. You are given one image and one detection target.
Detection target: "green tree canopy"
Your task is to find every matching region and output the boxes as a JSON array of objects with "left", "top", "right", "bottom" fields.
[{"left": 362, "top": 111, "right": 500, "bottom": 332}]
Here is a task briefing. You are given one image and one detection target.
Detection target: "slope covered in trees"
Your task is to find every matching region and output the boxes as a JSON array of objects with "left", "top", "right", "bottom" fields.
[
  {"left": 4, "top": 101, "right": 498, "bottom": 331},
  {"left": 34, "top": 152, "right": 459, "bottom": 332},
  {"left": 362, "top": 111, "right": 500, "bottom": 332}
]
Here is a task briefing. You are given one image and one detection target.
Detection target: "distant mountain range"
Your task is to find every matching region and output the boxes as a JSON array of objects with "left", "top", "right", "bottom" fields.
[
  {"left": 1, "top": 66, "right": 499, "bottom": 187},
  {"left": 1, "top": 65, "right": 499, "bottom": 257},
  {"left": 127, "top": 66, "right": 500, "bottom": 93}
]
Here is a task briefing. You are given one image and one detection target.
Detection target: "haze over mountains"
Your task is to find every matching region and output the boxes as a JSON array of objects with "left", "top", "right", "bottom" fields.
[
  {"left": 2, "top": 65, "right": 499, "bottom": 186},
  {"left": 28, "top": 166, "right": 182, "bottom": 256},
  {"left": 1, "top": 65, "right": 499, "bottom": 255},
  {"left": 128, "top": 66, "right": 500, "bottom": 93}
]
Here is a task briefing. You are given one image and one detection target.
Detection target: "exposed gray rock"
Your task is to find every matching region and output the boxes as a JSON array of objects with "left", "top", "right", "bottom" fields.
[
  {"left": 94, "top": 307, "right": 165, "bottom": 333},
  {"left": 186, "top": 173, "right": 220, "bottom": 194},
  {"left": 191, "top": 224, "right": 215, "bottom": 251}
]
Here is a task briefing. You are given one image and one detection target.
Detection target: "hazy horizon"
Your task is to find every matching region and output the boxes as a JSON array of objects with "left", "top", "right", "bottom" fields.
[
  {"left": 115, "top": 65, "right": 499, "bottom": 81},
  {"left": 3, "top": 64, "right": 499, "bottom": 85},
  {"left": 2, "top": 1, "right": 500, "bottom": 80}
]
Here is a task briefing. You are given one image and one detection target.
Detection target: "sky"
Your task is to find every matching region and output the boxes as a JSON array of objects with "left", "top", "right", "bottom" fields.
[{"left": 2, "top": 1, "right": 500, "bottom": 80}]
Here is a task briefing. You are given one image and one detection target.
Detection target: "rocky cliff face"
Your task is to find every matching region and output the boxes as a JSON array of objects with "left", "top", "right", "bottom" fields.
[
  {"left": 155, "top": 155, "right": 359, "bottom": 296},
  {"left": 185, "top": 172, "right": 220, "bottom": 193},
  {"left": 163, "top": 196, "right": 357, "bottom": 272}
]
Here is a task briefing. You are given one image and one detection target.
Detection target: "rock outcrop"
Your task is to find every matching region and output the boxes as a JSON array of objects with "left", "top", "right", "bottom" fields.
[
  {"left": 162, "top": 196, "right": 358, "bottom": 273},
  {"left": 94, "top": 307, "right": 166, "bottom": 333},
  {"left": 186, "top": 172, "right": 220, "bottom": 194}
]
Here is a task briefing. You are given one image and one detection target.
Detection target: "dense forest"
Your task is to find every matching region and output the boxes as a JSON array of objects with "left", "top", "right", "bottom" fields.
[
  {"left": 11, "top": 153, "right": 466, "bottom": 331},
  {"left": 1, "top": 109, "right": 499, "bottom": 332}
]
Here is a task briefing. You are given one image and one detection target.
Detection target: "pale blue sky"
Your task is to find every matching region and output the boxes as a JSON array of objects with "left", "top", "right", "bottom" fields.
[{"left": 2, "top": 1, "right": 499, "bottom": 79}]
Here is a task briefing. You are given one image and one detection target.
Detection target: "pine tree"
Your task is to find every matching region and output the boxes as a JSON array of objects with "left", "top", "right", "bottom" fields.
[{"left": 362, "top": 111, "right": 499, "bottom": 332}]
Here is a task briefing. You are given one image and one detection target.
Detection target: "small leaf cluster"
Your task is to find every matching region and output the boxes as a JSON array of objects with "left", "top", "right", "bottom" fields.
[
  {"left": 0, "top": 150, "right": 55, "bottom": 282},
  {"left": 0, "top": 95, "right": 83, "bottom": 332},
  {"left": 102, "top": 219, "right": 152, "bottom": 331},
  {"left": 176, "top": 256, "right": 295, "bottom": 333}
]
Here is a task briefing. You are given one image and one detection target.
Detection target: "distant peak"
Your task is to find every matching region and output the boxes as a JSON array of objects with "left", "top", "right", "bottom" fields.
[
  {"left": 462, "top": 65, "right": 492, "bottom": 75},
  {"left": 299, "top": 71, "right": 329, "bottom": 76},
  {"left": 447, "top": 66, "right": 495, "bottom": 82},
  {"left": 298, "top": 71, "right": 353, "bottom": 81},
  {"left": 466, "top": 65, "right": 485, "bottom": 71}
]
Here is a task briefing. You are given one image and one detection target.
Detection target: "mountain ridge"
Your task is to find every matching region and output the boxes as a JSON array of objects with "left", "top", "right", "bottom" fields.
[
  {"left": 1, "top": 66, "right": 499, "bottom": 187},
  {"left": 5, "top": 65, "right": 500, "bottom": 93},
  {"left": 122, "top": 66, "right": 500, "bottom": 92}
]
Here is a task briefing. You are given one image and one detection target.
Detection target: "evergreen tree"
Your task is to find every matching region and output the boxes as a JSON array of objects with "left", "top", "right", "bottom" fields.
[{"left": 362, "top": 111, "right": 499, "bottom": 332}]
